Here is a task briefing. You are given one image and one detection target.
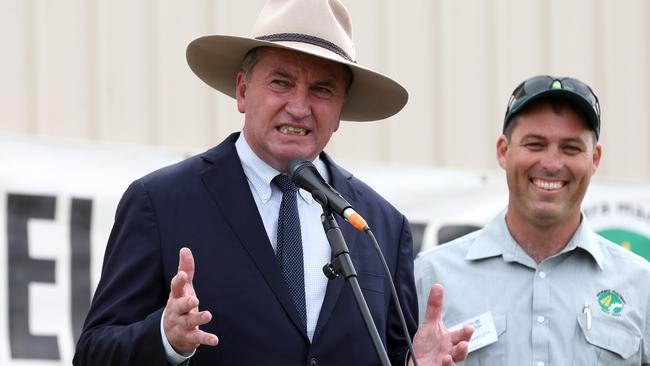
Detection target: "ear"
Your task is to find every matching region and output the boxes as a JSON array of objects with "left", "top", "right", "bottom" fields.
[
  {"left": 236, "top": 71, "right": 247, "bottom": 113},
  {"left": 591, "top": 143, "right": 602, "bottom": 175},
  {"left": 333, "top": 119, "right": 341, "bottom": 132},
  {"left": 496, "top": 135, "right": 509, "bottom": 170}
]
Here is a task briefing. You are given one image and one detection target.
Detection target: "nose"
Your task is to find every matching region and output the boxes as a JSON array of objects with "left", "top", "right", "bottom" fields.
[
  {"left": 285, "top": 89, "right": 311, "bottom": 119},
  {"left": 539, "top": 148, "right": 563, "bottom": 172}
]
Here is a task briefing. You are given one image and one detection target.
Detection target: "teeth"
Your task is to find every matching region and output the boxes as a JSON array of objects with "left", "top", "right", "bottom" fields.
[
  {"left": 279, "top": 125, "right": 307, "bottom": 135},
  {"left": 533, "top": 179, "right": 564, "bottom": 190}
]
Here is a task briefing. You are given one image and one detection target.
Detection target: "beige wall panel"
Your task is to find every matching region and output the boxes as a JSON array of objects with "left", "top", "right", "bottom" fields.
[
  {"left": 0, "top": 0, "right": 32, "bottom": 135},
  {"left": 1, "top": 0, "right": 650, "bottom": 181},
  {"left": 497, "top": 0, "right": 546, "bottom": 84},
  {"left": 156, "top": 1, "right": 219, "bottom": 151},
  {"left": 327, "top": 0, "right": 390, "bottom": 163},
  {"left": 438, "top": 0, "right": 496, "bottom": 170},
  {"left": 95, "top": 0, "right": 160, "bottom": 145},
  {"left": 382, "top": 0, "right": 439, "bottom": 165},
  {"left": 546, "top": 0, "right": 600, "bottom": 79},
  {"left": 495, "top": 0, "right": 546, "bottom": 129},
  {"left": 31, "top": 0, "right": 93, "bottom": 140},
  {"left": 598, "top": 0, "right": 650, "bottom": 181}
]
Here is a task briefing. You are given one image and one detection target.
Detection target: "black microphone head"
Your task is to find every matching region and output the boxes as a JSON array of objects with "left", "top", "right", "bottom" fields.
[{"left": 287, "top": 158, "right": 314, "bottom": 182}]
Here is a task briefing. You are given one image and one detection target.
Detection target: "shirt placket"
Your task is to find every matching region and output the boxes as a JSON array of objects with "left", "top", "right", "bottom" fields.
[{"left": 531, "top": 263, "right": 551, "bottom": 366}]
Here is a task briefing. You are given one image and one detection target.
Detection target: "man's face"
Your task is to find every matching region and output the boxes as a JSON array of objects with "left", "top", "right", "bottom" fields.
[
  {"left": 236, "top": 47, "right": 347, "bottom": 171},
  {"left": 497, "top": 103, "right": 602, "bottom": 227}
]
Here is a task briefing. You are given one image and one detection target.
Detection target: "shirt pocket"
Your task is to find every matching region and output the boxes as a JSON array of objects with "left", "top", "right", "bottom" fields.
[{"left": 576, "top": 311, "right": 642, "bottom": 365}]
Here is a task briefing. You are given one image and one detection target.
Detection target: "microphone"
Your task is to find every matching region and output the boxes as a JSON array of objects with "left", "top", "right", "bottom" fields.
[{"left": 287, "top": 158, "right": 368, "bottom": 231}]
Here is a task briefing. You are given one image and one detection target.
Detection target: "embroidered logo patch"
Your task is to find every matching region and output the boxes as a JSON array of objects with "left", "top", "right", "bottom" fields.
[{"left": 597, "top": 290, "right": 625, "bottom": 316}]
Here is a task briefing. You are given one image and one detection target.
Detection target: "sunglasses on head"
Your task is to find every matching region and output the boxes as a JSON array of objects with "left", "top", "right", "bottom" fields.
[{"left": 506, "top": 75, "right": 601, "bottom": 118}]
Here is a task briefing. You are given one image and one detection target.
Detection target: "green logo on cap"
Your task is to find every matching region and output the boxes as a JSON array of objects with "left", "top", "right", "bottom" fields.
[
  {"left": 551, "top": 80, "right": 562, "bottom": 89},
  {"left": 597, "top": 290, "right": 625, "bottom": 316}
]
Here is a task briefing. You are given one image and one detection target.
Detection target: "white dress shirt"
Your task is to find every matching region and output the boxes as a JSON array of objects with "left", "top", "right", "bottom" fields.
[{"left": 163, "top": 133, "right": 332, "bottom": 364}]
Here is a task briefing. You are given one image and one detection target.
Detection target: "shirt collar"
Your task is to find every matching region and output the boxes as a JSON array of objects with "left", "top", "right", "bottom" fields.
[
  {"left": 560, "top": 214, "right": 604, "bottom": 270},
  {"left": 466, "top": 209, "right": 604, "bottom": 270},
  {"left": 465, "top": 209, "right": 524, "bottom": 262},
  {"left": 235, "top": 133, "right": 329, "bottom": 204}
]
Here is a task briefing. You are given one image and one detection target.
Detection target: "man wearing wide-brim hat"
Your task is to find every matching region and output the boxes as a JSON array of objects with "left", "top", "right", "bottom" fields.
[{"left": 74, "top": 1, "right": 472, "bottom": 365}]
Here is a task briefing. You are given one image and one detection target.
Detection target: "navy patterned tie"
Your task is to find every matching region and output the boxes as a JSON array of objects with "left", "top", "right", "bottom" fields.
[{"left": 273, "top": 174, "right": 307, "bottom": 332}]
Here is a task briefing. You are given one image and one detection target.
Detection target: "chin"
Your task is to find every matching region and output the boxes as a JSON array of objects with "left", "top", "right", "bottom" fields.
[{"left": 530, "top": 205, "right": 570, "bottom": 222}]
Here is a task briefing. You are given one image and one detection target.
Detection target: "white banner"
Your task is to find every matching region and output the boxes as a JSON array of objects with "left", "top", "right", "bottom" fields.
[{"left": 0, "top": 137, "right": 184, "bottom": 365}]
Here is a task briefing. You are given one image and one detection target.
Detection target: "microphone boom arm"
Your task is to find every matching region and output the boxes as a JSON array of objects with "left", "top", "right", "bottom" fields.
[{"left": 320, "top": 208, "right": 390, "bottom": 366}]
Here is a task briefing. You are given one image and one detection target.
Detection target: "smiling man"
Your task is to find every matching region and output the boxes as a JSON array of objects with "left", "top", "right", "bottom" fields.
[
  {"left": 414, "top": 75, "right": 650, "bottom": 365},
  {"left": 73, "top": 1, "right": 473, "bottom": 365}
]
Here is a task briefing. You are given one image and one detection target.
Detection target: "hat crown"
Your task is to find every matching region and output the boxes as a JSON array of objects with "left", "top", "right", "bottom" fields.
[{"left": 252, "top": 0, "right": 356, "bottom": 61}]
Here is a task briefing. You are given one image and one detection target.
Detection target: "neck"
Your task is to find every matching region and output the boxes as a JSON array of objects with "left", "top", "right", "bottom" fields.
[{"left": 505, "top": 210, "right": 582, "bottom": 263}]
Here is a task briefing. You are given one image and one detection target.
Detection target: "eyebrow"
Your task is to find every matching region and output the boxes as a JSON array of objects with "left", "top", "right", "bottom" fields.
[
  {"left": 270, "top": 70, "right": 295, "bottom": 81},
  {"left": 312, "top": 80, "right": 339, "bottom": 89},
  {"left": 269, "top": 69, "right": 342, "bottom": 89},
  {"left": 519, "top": 133, "right": 588, "bottom": 146}
]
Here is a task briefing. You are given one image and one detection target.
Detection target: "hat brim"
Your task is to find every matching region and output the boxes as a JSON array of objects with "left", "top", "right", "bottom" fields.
[
  {"left": 186, "top": 35, "right": 408, "bottom": 121},
  {"left": 504, "top": 89, "right": 600, "bottom": 137}
]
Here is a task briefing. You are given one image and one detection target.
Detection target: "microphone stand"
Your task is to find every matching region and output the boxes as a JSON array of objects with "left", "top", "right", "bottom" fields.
[{"left": 320, "top": 208, "right": 390, "bottom": 366}]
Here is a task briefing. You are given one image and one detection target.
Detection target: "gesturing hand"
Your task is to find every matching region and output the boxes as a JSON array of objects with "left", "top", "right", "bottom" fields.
[
  {"left": 409, "top": 284, "right": 473, "bottom": 366},
  {"left": 163, "top": 247, "right": 219, "bottom": 354}
]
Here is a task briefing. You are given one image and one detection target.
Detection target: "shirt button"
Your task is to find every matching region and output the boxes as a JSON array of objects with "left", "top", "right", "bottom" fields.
[
  {"left": 537, "top": 316, "right": 545, "bottom": 323},
  {"left": 309, "top": 358, "right": 319, "bottom": 366},
  {"left": 539, "top": 271, "right": 546, "bottom": 279}
]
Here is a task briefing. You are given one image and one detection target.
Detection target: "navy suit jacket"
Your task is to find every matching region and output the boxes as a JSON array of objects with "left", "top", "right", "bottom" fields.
[{"left": 74, "top": 133, "right": 417, "bottom": 365}]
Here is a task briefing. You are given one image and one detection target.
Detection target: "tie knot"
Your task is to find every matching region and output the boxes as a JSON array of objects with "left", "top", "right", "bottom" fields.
[{"left": 273, "top": 174, "right": 298, "bottom": 193}]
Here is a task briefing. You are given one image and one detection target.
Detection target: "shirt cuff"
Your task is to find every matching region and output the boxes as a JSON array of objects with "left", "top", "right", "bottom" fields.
[{"left": 161, "top": 308, "right": 196, "bottom": 365}]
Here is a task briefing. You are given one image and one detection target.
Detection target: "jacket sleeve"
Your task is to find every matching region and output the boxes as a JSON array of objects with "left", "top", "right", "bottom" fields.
[
  {"left": 73, "top": 180, "right": 169, "bottom": 365},
  {"left": 387, "top": 214, "right": 418, "bottom": 365}
]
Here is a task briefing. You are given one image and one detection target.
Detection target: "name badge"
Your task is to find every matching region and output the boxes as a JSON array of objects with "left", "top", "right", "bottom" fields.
[{"left": 449, "top": 312, "right": 498, "bottom": 353}]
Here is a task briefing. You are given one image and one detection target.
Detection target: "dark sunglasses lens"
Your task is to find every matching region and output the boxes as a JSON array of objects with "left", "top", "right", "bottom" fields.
[
  {"left": 562, "top": 78, "right": 599, "bottom": 115},
  {"left": 508, "top": 76, "right": 552, "bottom": 111},
  {"left": 522, "top": 75, "right": 553, "bottom": 96}
]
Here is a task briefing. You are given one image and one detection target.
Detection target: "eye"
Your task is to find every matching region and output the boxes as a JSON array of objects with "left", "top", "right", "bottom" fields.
[
  {"left": 271, "top": 79, "right": 291, "bottom": 89},
  {"left": 563, "top": 145, "right": 583, "bottom": 155},
  {"left": 312, "top": 86, "right": 333, "bottom": 98},
  {"left": 524, "top": 142, "right": 545, "bottom": 150}
]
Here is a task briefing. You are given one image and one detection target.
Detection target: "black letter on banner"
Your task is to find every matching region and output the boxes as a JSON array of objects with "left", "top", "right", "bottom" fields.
[
  {"left": 70, "top": 198, "right": 91, "bottom": 343},
  {"left": 7, "top": 193, "right": 59, "bottom": 359}
]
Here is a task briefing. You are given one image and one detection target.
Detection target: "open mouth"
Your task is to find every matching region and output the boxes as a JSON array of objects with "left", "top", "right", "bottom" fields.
[
  {"left": 531, "top": 178, "right": 565, "bottom": 191},
  {"left": 278, "top": 125, "right": 308, "bottom": 136}
]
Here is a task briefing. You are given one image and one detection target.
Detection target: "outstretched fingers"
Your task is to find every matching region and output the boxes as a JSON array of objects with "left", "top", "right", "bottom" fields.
[
  {"left": 451, "top": 324, "right": 474, "bottom": 344},
  {"left": 164, "top": 247, "right": 219, "bottom": 353}
]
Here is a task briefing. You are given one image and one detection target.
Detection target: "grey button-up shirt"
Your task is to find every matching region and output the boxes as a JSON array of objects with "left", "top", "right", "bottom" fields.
[{"left": 415, "top": 210, "right": 650, "bottom": 365}]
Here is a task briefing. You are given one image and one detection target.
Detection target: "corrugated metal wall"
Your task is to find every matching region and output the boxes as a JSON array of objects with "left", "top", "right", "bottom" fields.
[{"left": 2, "top": 0, "right": 649, "bottom": 181}]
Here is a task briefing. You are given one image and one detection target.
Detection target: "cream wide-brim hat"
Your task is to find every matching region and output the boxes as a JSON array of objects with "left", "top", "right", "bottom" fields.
[{"left": 186, "top": 0, "right": 408, "bottom": 122}]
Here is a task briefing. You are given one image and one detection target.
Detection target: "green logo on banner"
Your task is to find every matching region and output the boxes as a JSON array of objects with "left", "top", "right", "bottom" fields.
[
  {"left": 597, "top": 228, "right": 650, "bottom": 262},
  {"left": 597, "top": 290, "right": 625, "bottom": 315}
]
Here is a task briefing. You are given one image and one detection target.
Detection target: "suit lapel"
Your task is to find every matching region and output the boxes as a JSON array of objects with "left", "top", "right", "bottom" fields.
[
  {"left": 313, "top": 153, "right": 362, "bottom": 340},
  {"left": 199, "top": 133, "right": 308, "bottom": 339}
]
